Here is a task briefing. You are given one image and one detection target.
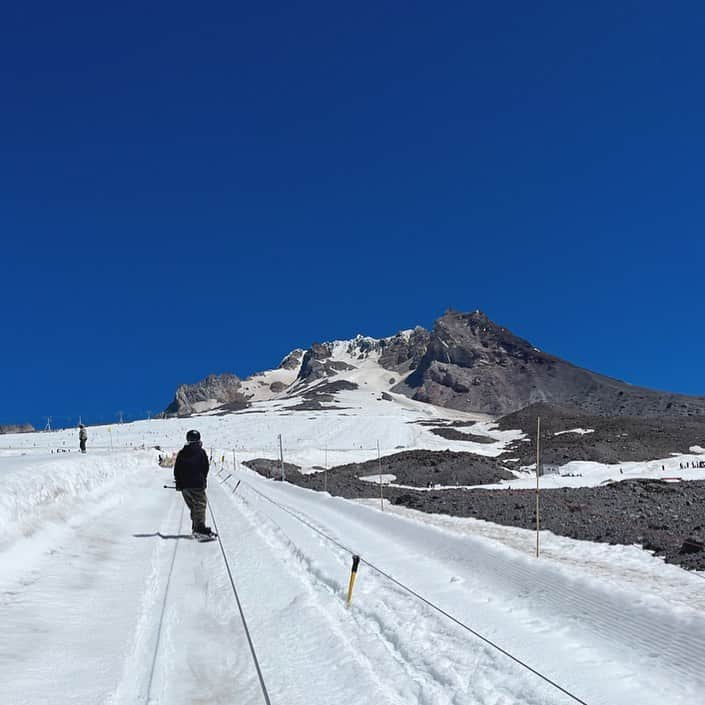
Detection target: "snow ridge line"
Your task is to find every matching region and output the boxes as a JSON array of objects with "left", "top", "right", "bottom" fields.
[
  {"left": 207, "top": 496, "right": 273, "bottom": 705},
  {"left": 235, "top": 478, "right": 592, "bottom": 705},
  {"left": 145, "top": 502, "right": 185, "bottom": 705}
]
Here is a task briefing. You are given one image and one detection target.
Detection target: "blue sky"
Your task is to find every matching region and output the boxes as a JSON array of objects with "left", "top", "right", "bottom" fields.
[{"left": 2, "top": 1, "right": 704, "bottom": 427}]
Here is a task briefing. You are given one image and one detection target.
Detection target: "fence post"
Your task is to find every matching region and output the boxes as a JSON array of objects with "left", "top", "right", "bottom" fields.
[
  {"left": 278, "top": 434, "right": 285, "bottom": 481},
  {"left": 346, "top": 555, "right": 361, "bottom": 607},
  {"left": 377, "top": 440, "right": 384, "bottom": 511},
  {"left": 536, "top": 416, "right": 541, "bottom": 558}
]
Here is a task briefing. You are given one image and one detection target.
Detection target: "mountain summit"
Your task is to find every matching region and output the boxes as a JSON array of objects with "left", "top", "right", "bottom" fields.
[
  {"left": 163, "top": 309, "right": 705, "bottom": 418},
  {"left": 398, "top": 309, "right": 705, "bottom": 416}
]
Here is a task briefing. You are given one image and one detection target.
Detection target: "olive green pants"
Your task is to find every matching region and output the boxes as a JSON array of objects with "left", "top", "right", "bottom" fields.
[{"left": 181, "top": 488, "right": 207, "bottom": 531}]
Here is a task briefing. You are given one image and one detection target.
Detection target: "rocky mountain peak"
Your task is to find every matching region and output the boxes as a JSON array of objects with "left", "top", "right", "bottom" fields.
[
  {"left": 279, "top": 349, "right": 304, "bottom": 370},
  {"left": 297, "top": 342, "right": 355, "bottom": 383},
  {"left": 164, "top": 372, "right": 248, "bottom": 417},
  {"left": 398, "top": 309, "right": 705, "bottom": 417},
  {"left": 410, "top": 310, "right": 551, "bottom": 385}
]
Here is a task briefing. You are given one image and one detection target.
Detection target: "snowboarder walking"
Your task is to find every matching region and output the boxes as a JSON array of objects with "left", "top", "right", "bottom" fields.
[
  {"left": 78, "top": 424, "right": 88, "bottom": 453},
  {"left": 174, "top": 430, "right": 215, "bottom": 539}
]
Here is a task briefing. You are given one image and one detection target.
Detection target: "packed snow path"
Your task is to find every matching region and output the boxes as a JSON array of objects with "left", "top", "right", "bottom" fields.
[{"left": 1, "top": 451, "right": 704, "bottom": 704}]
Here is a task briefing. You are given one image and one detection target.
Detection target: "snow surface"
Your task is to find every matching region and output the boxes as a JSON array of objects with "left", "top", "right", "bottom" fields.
[
  {"left": 2, "top": 380, "right": 705, "bottom": 703},
  {"left": 1, "top": 443, "right": 703, "bottom": 704}
]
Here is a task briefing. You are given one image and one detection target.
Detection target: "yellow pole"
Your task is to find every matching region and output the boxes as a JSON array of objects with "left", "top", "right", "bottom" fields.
[{"left": 346, "top": 555, "right": 361, "bottom": 607}]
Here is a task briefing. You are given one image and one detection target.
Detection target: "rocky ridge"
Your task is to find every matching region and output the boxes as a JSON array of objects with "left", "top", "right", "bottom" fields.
[
  {"left": 395, "top": 310, "right": 705, "bottom": 417},
  {"left": 164, "top": 373, "right": 248, "bottom": 416},
  {"left": 162, "top": 308, "right": 705, "bottom": 419}
]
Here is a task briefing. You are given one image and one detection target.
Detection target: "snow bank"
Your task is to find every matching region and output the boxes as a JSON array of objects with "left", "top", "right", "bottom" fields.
[{"left": 0, "top": 450, "right": 156, "bottom": 551}]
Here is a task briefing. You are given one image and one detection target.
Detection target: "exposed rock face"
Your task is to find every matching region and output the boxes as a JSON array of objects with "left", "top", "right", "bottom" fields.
[
  {"left": 378, "top": 327, "right": 431, "bottom": 372},
  {"left": 164, "top": 373, "right": 248, "bottom": 416},
  {"left": 279, "top": 349, "right": 304, "bottom": 371},
  {"left": 297, "top": 343, "right": 355, "bottom": 383},
  {"left": 396, "top": 310, "right": 705, "bottom": 417},
  {"left": 0, "top": 423, "right": 35, "bottom": 434},
  {"left": 497, "top": 402, "right": 705, "bottom": 465}
]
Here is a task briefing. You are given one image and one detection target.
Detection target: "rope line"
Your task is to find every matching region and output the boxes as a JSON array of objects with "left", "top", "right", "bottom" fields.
[
  {"left": 237, "top": 478, "right": 591, "bottom": 705},
  {"left": 145, "top": 501, "right": 184, "bottom": 704},
  {"left": 208, "top": 489, "right": 273, "bottom": 705}
]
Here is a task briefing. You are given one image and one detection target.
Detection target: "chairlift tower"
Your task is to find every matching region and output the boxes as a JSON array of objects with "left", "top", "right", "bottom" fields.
[{"left": 44, "top": 416, "right": 52, "bottom": 432}]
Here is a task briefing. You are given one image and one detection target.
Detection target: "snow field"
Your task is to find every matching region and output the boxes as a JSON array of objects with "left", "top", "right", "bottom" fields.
[
  {"left": 2, "top": 405, "right": 705, "bottom": 705},
  {"left": 0, "top": 457, "right": 173, "bottom": 705},
  {"left": 218, "top": 470, "right": 705, "bottom": 705},
  {"left": 0, "top": 450, "right": 155, "bottom": 560}
]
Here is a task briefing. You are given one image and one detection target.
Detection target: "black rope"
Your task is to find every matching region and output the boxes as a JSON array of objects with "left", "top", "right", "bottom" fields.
[
  {"left": 238, "top": 479, "right": 591, "bottom": 705},
  {"left": 208, "top": 490, "right": 273, "bottom": 705},
  {"left": 145, "top": 501, "right": 184, "bottom": 704}
]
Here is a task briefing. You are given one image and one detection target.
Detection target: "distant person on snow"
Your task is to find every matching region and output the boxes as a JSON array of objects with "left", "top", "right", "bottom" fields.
[
  {"left": 78, "top": 424, "right": 88, "bottom": 453},
  {"left": 174, "top": 430, "right": 214, "bottom": 538}
]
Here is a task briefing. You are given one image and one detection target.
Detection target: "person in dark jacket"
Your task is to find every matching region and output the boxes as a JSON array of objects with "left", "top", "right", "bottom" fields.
[
  {"left": 174, "top": 429, "right": 214, "bottom": 538},
  {"left": 78, "top": 424, "right": 88, "bottom": 453}
]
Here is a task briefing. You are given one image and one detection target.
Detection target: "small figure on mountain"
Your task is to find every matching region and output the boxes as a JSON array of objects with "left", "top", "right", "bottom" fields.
[
  {"left": 78, "top": 424, "right": 88, "bottom": 454},
  {"left": 174, "top": 429, "right": 215, "bottom": 539}
]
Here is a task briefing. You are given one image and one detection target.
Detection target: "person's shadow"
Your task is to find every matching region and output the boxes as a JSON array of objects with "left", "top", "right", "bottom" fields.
[{"left": 133, "top": 532, "right": 193, "bottom": 540}]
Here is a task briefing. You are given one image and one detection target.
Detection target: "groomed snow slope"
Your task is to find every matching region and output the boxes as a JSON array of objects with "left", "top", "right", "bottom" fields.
[{"left": 1, "top": 442, "right": 704, "bottom": 705}]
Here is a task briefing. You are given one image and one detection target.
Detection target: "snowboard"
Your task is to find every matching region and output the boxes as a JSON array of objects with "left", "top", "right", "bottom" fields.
[{"left": 192, "top": 532, "right": 218, "bottom": 543}]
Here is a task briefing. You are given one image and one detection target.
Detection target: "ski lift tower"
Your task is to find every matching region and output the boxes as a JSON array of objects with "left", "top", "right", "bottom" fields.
[{"left": 44, "top": 416, "right": 52, "bottom": 432}]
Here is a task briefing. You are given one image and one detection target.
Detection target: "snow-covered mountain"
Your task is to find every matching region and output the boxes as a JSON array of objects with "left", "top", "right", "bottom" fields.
[{"left": 163, "top": 309, "right": 705, "bottom": 418}]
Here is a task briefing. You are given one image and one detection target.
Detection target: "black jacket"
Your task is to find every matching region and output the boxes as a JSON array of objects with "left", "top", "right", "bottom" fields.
[{"left": 174, "top": 443, "right": 209, "bottom": 490}]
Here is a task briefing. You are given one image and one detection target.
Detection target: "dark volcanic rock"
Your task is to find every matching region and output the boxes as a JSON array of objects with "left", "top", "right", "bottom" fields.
[
  {"left": 430, "top": 427, "right": 495, "bottom": 443},
  {"left": 164, "top": 373, "right": 249, "bottom": 416},
  {"left": 266, "top": 456, "right": 705, "bottom": 571},
  {"left": 255, "top": 449, "right": 513, "bottom": 490},
  {"left": 297, "top": 343, "right": 332, "bottom": 381},
  {"left": 395, "top": 309, "right": 705, "bottom": 417},
  {"left": 242, "top": 458, "right": 301, "bottom": 479},
  {"left": 377, "top": 327, "right": 431, "bottom": 373},
  {"left": 279, "top": 349, "right": 304, "bottom": 371},
  {"left": 497, "top": 402, "right": 705, "bottom": 465},
  {"left": 390, "top": 479, "right": 705, "bottom": 572},
  {"left": 287, "top": 379, "right": 358, "bottom": 411},
  {"left": 297, "top": 343, "right": 356, "bottom": 383}
]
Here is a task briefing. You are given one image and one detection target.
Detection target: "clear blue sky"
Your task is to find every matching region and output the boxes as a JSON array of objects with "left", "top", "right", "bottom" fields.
[{"left": 2, "top": 1, "right": 704, "bottom": 427}]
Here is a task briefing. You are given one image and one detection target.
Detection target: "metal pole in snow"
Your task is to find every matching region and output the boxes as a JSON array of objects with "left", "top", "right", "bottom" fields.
[
  {"left": 233, "top": 449, "right": 237, "bottom": 472},
  {"left": 324, "top": 443, "right": 328, "bottom": 493},
  {"left": 279, "top": 434, "right": 284, "bottom": 481},
  {"left": 377, "top": 440, "right": 384, "bottom": 511},
  {"left": 536, "top": 416, "right": 541, "bottom": 558}
]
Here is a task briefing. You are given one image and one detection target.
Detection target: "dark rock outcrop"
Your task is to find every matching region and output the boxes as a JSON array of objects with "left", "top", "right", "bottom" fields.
[
  {"left": 396, "top": 310, "right": 705, "bottom": 417},
  {"left": 164, "top": 373, "right": 248, "bottom": 416},
  {"left": 279, "top": 349, "right": 304, "bottom": 371},
  {"left": 297, "top": 343, "right": 355, "bottom": 383},
  {"left": 242, "top": 458, "right": 301, "bottom": 478},
  {"left": 377, "top": 327, "right": 431, "bottom": 372},
  {"left": 497, "top": 402, "right": 705, "bottom": 465}
]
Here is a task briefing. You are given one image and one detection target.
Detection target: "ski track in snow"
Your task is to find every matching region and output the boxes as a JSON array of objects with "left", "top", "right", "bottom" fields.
[
  {"left": 1, "top": 448, "right": 704, "bottom": 704},
  {"left": 223, "top": 473, "right": 705, "bottom": 705}
]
